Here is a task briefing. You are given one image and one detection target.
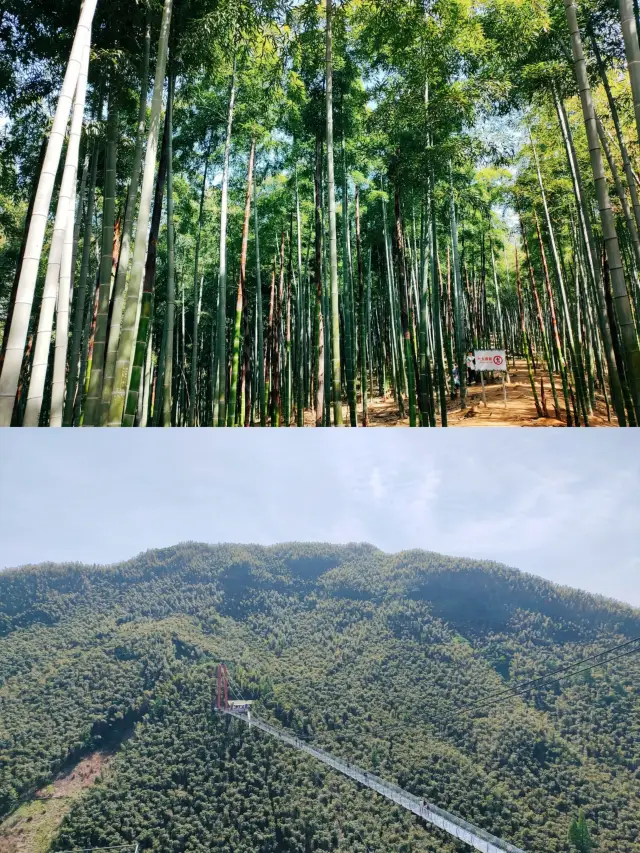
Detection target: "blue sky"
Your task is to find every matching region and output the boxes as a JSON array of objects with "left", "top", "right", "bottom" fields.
[{"left": 0, "top": 430, "right": 638, "bottom": 607}]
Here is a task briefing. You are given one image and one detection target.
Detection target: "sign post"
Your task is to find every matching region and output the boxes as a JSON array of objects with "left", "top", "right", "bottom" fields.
[{"left": 474, "top": 350, "right": 508, "bottom": 409}]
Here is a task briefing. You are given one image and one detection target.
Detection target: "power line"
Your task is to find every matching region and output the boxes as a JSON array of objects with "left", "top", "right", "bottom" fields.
[
  {"left": 238, "top": 638, "right": 640, "bottom": 716},
  {"left": 222, "top": 638, "right": 640, "bottom": 743},
  {"left": 350, "top": 820, "right": 373, "bottom": 852},
  {"left": 452, "top": 644, "right": 640, "bottom": 719},
  {"left": 359, "top": 643, "right": 640, "bottom": 735},
  {"left": 315, "top": 643, "right": 640, "bottom": 739},
  {"left": 458, "top": 636, "right": 640, "bottom": 710},
  {"left": 59, "top": 846, "right": 138, "bottom": 852}
]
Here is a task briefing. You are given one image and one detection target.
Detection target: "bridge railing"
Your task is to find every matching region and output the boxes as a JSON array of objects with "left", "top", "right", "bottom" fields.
[{"left": 223, "top": 711, "right": 527, "bottom": 853}]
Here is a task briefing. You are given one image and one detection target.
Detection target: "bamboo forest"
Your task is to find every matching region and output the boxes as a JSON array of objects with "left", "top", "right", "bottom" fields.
[{"left": 3, "top": 0, "right": 640, "bottom": 428}]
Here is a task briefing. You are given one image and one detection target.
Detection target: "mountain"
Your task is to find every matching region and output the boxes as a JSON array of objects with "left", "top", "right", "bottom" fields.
[{"left": 1, "top": 543, "right": 638, "bottom": 853}]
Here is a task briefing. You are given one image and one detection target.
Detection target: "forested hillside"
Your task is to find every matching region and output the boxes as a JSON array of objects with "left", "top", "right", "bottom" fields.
[{"left": 1, "top": 543, "right": 638, "bottom": 853}]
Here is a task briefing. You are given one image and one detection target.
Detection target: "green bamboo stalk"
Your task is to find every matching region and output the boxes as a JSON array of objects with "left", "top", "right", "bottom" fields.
[
  {"left": 516, "top": 246, "right": 543, "bottom": 417},
  {"left": 121, "top": 96, "right": 170, "bottom": 427},
  {"left": 531, "top": 130, "right": 589, "bottom": 425},
  {"left": 603, "top": 252, "right": 638, "bottom": 424},
  {"left": 228, "top": 138, "right": 255, "bottom": 427},
  {"left": 66, "top": 137, "right": 90, "bottom": 336},
  {"left": 140, "top": 327, "right": 154, "bottom": 427},
  {"left": 590, "top": 25, "right": 640, "bottom": 243},
  {"left": 162, "top": 74, "right": 176, "bottom": 428},
  {"left": 189, "top": 133, "right": 212, "bottom": 426},
  {"left": 314, "top": 134, "right": 325, "bottom": 427},
  {"left": 284, "top": 222, "right": 293, "bottom": 426},
  {"left": 152, "top": 295, "right": 168, "bottom": 426},
  {"left": 323, "top": 194, "right": 332, "bottom": 425},
  {"left": 107, "top": 0, "right": 173, "bottom": 426},
  {"left": 0, "top": 0, "right": 98, "bottom": 425},
  {"left": 596, "top": 114, "right": 640, "bottom": 272},
  {"left": 430, "top": 172, "right": 447, "bottom": 426},
  {"left": 214, "top": 52, "right": 237, "bottom": 427},
  {"left": 553, "top": 86, "right": 627, "bottom": 425},
  {"left": 449, "top": 166, "right": 466, "bottom": 409},
  {"left": 382, "top": 192, "right": 404, "bottom": 417},
  {"left": 99, "top": 16, "right": 151, "bottom": 423},
  {"left": 490, "top": 241, "right": 507, "bottom": 364},
  {"left": 355, "top": 186, "right": 368, "bottom": 426},
  {"left": 342, "top": 137, "right": 357, "bottom": 426},
  {"left": 566, "top": 0, "right": 640, "bottom": 420},
  {"left": 444, "top": 246, "right": 456, "bottom": 399},
  {"left": 64, "top": 110, "right": 100, "bottom": 426},
  {"left": 24, "top": 46, "right": 92, "bottom": 426},
  {"left": 295, "top": 162, "right": 305, "bottom": 427},
  {"left": 534, "top": 210, "right": 573, "bottom": 424},
  {"left": 619, "top": 0, "right": 640, "bottom": 145},
  {"left": 394, "top": 179, "right": 417, "bottom": 426},
  {"left": 272, "top": 233, "right": 285, "bottom": 426},
  {"left": 50, "top": 42, "right": 93, "bottom": 427},
  {"left": 254, "top": 176, "right": 266, "bottom": 427},
  {"left": 76, "top": 269, "right": 100, "bottom": 425},
  {"left": 325, "top": 0, "right": 343, "bottom": 425},
  {"left": 83, "top": 85, "right": 118, "bottom": 426}
]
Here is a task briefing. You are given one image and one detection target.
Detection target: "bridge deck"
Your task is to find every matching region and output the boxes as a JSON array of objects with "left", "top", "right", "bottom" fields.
[{"left": 223, "top": 710, "right": 527, "bottom": 853}]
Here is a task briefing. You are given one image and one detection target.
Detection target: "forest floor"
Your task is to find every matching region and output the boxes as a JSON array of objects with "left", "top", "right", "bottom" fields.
[
  {"left": 301, "top": 359, "right": 617, "bottom": 427},
  {"left": 0, "top": 753, "right": 113, "bottom": 853}
]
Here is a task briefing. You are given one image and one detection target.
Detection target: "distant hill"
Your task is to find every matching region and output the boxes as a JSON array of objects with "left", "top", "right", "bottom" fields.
[{"left": 1, "top": 543, "right": 638, "bottom": 853}]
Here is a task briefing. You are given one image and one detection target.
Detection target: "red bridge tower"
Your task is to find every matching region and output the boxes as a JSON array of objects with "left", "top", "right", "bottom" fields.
[{"left": 216, "top": 663, "right": 229, "bottom": 711}]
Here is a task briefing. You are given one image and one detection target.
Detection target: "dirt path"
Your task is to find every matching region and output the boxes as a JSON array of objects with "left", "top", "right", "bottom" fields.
[
  {"left": 300, "top": 360, "right": 617, "bottom": 427},
  {"left": 0, "top": 753, "right": 112, "bottom": 853}
]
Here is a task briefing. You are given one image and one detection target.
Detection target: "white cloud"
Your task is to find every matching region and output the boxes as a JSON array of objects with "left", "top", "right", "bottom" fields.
[
  {"left": 369, "top": 467, "right": 385, "bottom": 501},
  {"left": 0, "top": 431, "right": 638, "bottom": 606}
]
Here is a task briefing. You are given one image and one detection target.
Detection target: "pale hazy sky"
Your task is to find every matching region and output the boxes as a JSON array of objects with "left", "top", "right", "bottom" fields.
[{"left": 0, "top": 431, "right": 638, "bottom": 607}]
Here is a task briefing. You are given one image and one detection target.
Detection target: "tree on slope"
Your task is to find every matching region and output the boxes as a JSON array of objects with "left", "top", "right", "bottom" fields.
[{"left": 569, "top": 810, "right": 594, "bottom": 853}]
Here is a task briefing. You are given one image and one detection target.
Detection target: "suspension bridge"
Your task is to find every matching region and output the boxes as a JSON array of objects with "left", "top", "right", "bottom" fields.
[{"left": 215, "top": 664, "right": 527, "bottom": 853}]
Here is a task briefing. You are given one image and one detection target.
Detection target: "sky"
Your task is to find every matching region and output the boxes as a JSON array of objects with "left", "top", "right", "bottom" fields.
[{"left": 0, "top": 430, "right": 638, "bottom": 607}]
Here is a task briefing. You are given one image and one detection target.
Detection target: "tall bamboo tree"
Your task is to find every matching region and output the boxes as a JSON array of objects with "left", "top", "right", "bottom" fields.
[
  {"left": 325, "top": 0, "right": 343, "bottom": 426},
  {"left": 50, "top": 38, "right": 92, "bottom": 427},
  {"left": 107, "top": 0, "right": 173, "bottom": 427},
  {"left": 162, "top": 73, "right": 176, "bottom": 428},
  {"left": 122, "top": 101, "right": 170, "bottom": 427},
  {"left": 565, "top": 0, "right": 640, "bottom": 421},
  {"left": 83, "top": 84, "right": 118, "bottom": 427},
  {"left": 0, "top": 0, "right": 98, "bottom": 426},
  {"left": 228, "top": 139, "right": 255, "bottom": 427},
  {"left": 99, "top": 16, "right": 152, "bottom": 424},
  {"left": 189, "top": 132, "right": 212, "bottom": 427},
  {"left": 214, "top": 52, "right": 237, "bottom": 427},
  {"left": 24, "top": 37, "right": 91, "bottom": 426},
  {"left": 619, "top": 0, "right": 640, "bottom": 145}
]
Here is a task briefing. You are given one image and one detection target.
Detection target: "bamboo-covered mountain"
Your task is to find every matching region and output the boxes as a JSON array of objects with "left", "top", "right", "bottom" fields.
[{"left": 1, "top": 543, "right": 638, "bottom": 853}]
